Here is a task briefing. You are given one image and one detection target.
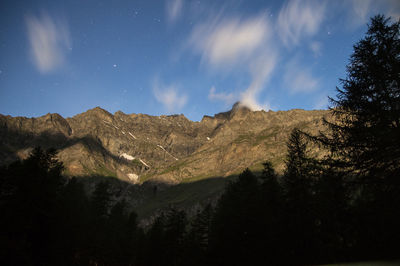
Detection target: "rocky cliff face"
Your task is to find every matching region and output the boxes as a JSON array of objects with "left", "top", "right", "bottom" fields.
[{"left": 0, "top": 104, "right": 331, "bottom": 185}]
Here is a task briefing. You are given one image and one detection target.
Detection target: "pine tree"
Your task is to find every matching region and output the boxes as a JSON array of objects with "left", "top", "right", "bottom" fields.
[
  {"left": 259, "top": 161, "right": 285, "bottom": 265},
  {"left": 283, "top": 129, "right": 315, "bottom": 199},
  {"left": 88, "top": 181, "right": 112, "bottom": 263},
  {"left": 163, "top": 208, "right": 188, "bottom": 266},
  {"left": 209, "top": 169, "right": 261, "bottom": 265},
  {"left": 316, "top": 15, "right": 400, "bottom": 261},
  {"left": 90, "top": 181, "right": 112, "bottom": 219},
  {"left": 281, "top": 129, "right": 317, "bottom": 263},
  {"left": 188, "top": 204, "right": 213, "bottom": 252},
  {"left": 145, "top": 213, "right": 166, "bottom": 266},
  {"left": 322, "top": 15, "right": 400, "bottom": 179}
]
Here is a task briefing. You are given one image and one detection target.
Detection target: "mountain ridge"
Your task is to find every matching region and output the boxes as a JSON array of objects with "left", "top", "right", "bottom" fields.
[{"left": 0, "top": 104, "right": 330, "bottom": 185}]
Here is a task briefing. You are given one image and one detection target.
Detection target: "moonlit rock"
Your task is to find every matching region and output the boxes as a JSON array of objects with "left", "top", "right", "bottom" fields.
[{"left": 127, "top": 173, "right": 139, "bottom": 183}]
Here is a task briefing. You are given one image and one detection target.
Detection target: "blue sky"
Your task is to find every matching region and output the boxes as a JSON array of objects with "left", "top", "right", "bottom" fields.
[{"left": 0, "top": 0, "right": 399, "bottom": 121}]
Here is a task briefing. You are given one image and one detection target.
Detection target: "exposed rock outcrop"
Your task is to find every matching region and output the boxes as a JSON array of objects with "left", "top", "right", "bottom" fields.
[{"left": 0, "top": 104, "right": 331, "bottom": 184}]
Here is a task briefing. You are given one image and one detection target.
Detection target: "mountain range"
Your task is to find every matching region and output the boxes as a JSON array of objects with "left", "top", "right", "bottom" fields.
[{"left": 0, "top": 103, "right": 330, "bottom": 218}]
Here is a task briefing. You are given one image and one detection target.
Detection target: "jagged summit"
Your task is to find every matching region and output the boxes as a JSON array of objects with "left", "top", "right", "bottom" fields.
[
  {"left": 231, "top": 101, "right": 247, "bottom": 110},
  {"left": 214, "top": 101, "right": 252, "bottom": 121},
  {"left": 71, "top": 106, "right": 114, "bottom": 124},
  {"left": 230, "top": 101, "right": 252, "bottom": 115},
  {"left": 84, "top": 106, "right": 112, "bottom": 116}
]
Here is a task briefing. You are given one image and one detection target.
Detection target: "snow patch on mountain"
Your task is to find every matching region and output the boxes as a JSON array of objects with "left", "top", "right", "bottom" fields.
[
  {"left": 157, "top": 144, "right": 178, "bottom": 160},
  {"left": 128, "top": 132, "right": 137, "bottom": 139},
  {"left": 120, "top": 153, "right": 135, "bottom": 161},
  {"left": 139, "top": 159, "right": 150, "bottom": 168}
]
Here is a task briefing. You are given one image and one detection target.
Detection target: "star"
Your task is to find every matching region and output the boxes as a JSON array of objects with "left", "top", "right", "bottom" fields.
[{"left": 113, "top": 64, "right": 117, "bottom": 68}]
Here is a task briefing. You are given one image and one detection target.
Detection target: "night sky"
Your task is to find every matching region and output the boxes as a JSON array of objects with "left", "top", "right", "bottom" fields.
[{"left": 0, "top": 0, "right": 399, "bottom": 121}]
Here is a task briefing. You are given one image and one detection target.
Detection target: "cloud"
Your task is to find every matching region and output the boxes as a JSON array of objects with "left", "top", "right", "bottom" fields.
[
  {"left": 310, "top": 41, "right": 322, "bottom": 57},
  {"left": 153, "top": 81, "right": 188, "bottom": 113},
  {"left": 208, "top": 86, "right": 236, "bottom": 106},
  {"left": 166, "top": 0, "right": 183, "bottom": 23},
  {"left": 189, "top": 14, "right": 277, "bottom": 110},
  {"left": 189, "top": 15, "right": 272, "bottom": 67},
  {"left": 340, "top": 0, "right": 400, "bottom": 31},
  {"left": 26, "top": 12, "right": 71, "bottom": 73},
  {"left": 240, "top": 52, "right": 277, "bottom": 110},
  {"left": 277, "top": 0, "right": 326, "bottom": 47},
  {"left": 385, "top": 0, "right": 400, "bottom": 20},
  {"left": 284, "top": 59, "right": 319, "bottom": 94},
  {"left": 351, "top": 0, "right": 372, "bottom": 20},
  {"left": 347, "top": 0, "right": 373, "bottom": 27}
]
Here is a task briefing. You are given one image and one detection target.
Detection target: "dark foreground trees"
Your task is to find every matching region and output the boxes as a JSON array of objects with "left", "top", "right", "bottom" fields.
[
  {"left": 317, "top": 14, "right": 400, "bottom": 260},
  {"left": 0, "top": 148, "right": 142, "bottom": 265}
]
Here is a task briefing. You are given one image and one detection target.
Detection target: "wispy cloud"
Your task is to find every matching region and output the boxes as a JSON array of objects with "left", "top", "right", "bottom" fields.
[
  {"left": 284, "top": 59, "right": 319, "bottom": 94},
  {"left": 153, "top": 81, "right": 187, "bottom": 113},
  {"left": 208, "top": 86, "right": 236, "bottom": 106},
  {"left": 189, "top": 14, "right": 277, "bottom": 110},
  {"left": 189, "top": 15, "right": 271, "bottom": 67},
  {"left": 341, "top": 0, "right": 400, "bottom": 31},
  {"left": 241, "top": 52, "right": 277, "bottom": 110},
  {"left": 348, "top": 0, "right": 373, "bottom": 27},
  {"left": 385, "top": 0, "right": 400, "bottom": 20},
  {"left": 166, "top": 0, "right": 183, "bottom": 23},
  {"left": 277, "top": 0, "right": 326, "bottom": 47},
  {"left": 347, "top": 0, "right": 400, "bottom": 26},
  {"left": 310, "top": 41, "right": 322, "bottom": 57},
  {"left": 351, "top": 0, "right": 372, "bottom": 20},
  {"left": 26, "top": 12, "right": 71, "bottom": 73},
  {"left": 186, "top": 1, "right": 332, "bottom": 111}
]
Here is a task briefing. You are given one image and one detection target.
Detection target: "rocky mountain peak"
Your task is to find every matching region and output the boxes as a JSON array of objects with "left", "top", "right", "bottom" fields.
[
  {"left": 86, "top": 106, "right": 112, "bottom": 116},
  {"left": 43, "top": 113, "right": 72, "bottom": 136},
  {"left": 231, "top": 101, "right": 244, "bottom": 111},
  {"left": 214, "top": 101, "right": 252, "bottom": 121},
  {"left": 75, "top": 106, "right": 114, "bottom": 123},
  {"left": 230, "top": 101, "right": 251, "bottom": 117}
]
